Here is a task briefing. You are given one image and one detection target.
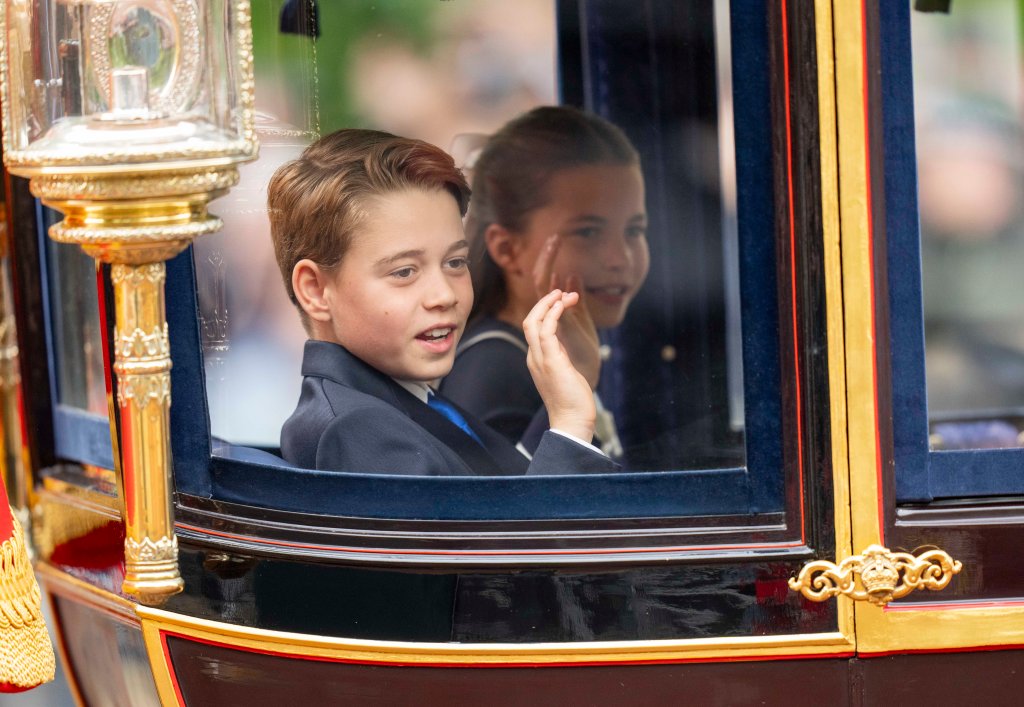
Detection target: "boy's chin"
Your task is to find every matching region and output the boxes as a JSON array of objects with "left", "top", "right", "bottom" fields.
[{"left": 407, "top": 358, "right": 455, "bottom": 383}]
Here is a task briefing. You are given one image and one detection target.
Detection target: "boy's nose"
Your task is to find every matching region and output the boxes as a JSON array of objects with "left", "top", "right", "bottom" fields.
[{"left": 424, "top": 273, "right": 458, "bottom": 309}]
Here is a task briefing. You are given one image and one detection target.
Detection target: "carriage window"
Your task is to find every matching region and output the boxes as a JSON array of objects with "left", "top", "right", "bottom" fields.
[
  {"left": 180, "top": 0, "right": 789, "bottom": 519},
  {"left": 44, "top": 214, "right": 114, "bottom": 469},
  {"left": 915, "top": 1, "right": 1024, "bottom": 452},
  {"left": 887, "top": 0, "right": 1024, "bottom": 501}
]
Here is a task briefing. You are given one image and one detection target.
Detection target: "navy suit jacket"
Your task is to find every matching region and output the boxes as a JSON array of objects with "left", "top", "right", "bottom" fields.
[{"left": 281, "top": 340, "right": 620, "bottom": 476}]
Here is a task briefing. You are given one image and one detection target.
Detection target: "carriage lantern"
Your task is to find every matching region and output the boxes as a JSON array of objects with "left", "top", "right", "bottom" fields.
[{"left": 0, "top": 0, "right": 257, "bottom": 605}]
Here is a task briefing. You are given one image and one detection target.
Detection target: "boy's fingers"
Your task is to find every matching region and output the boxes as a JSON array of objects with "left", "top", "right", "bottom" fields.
[
  {"left": 524, "top": 289, "right": 561, "bottom": 360},
  {"left": 539, "top": 299, "right": 567, "bottom": 361}
]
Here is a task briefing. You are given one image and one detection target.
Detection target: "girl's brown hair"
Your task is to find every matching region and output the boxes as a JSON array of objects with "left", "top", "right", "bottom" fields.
[{"left": 466, "top": 106, "right": 639, "bottom": 320}]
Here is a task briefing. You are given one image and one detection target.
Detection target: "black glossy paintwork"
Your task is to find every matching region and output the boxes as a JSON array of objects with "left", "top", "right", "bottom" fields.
[{"left": 166, "top": 545, "right": 836, "bottom": 643}]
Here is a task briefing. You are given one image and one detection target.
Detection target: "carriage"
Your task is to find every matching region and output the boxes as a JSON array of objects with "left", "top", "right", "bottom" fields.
[{"left": 1, "top": 1, "right": 1022, "bottom": 704}]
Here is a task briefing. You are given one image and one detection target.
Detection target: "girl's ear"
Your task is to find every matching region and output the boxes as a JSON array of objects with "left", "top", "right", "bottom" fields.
[
  {"left": 484, "top": 224, "right": 524, "bottom": 275},
  {"left": 292, "top": 259, "right": 332, "bottom": 322}
]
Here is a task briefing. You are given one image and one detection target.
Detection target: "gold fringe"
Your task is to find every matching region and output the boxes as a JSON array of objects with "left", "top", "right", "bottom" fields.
[{"left": 0, "top": 510, "right": 55, "bottom": 690}]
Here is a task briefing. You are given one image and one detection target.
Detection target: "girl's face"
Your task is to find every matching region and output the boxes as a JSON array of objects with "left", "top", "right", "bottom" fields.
[{"left": 517, "top": 163, "right": 649, "bottom": 329}]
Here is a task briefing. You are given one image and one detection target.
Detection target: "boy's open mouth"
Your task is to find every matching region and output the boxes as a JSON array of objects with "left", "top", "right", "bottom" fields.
[{"left": 417, "top": 327, "right": 454, "bottom": 342}]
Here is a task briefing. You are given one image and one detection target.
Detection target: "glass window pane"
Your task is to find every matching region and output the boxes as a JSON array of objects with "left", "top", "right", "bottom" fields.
[
  {"left": 197, "top": 1, "right": 755, "bottom": 492},
  {"left": 913, "top": 2, "right": 1024, "bottom": 451},
  {"left": 46, "top": 234, "right": 106, "bottom": 417}
]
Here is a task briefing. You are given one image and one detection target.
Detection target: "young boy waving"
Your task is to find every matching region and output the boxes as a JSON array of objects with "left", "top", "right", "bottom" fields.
[{"left": 268, "top": 129, "right": 618, "bottom": 476}]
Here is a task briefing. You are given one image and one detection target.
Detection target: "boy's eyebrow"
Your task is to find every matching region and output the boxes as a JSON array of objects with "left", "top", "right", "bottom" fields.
[
  {"left": 374, "top": 241, "right": 468, "bottom": 268},
  {"left": 375, "top": 249, "right": 425, "bottom": 267}
]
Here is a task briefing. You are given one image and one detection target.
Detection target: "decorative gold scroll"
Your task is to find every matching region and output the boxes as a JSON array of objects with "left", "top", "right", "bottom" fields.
[{"left": 789, "top": 544, "right": 962, "bottom": 606}]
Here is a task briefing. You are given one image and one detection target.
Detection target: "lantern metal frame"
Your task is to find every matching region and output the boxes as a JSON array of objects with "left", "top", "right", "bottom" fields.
[{"left": 0, "top": 0, "right": 258, "bottom": 606}]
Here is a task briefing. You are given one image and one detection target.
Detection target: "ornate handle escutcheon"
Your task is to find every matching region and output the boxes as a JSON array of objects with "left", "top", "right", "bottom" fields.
[{"left": 788, "top": 544, "right": 962, "bottom": 606}]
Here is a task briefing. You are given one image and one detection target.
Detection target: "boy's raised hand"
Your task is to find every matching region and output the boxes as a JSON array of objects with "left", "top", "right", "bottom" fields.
[
  {"left": 523, "top": 289, "right": 597, "bottom": 443},
  {"left": 532, "top": 234, "right": 601, "bottom": 388}
]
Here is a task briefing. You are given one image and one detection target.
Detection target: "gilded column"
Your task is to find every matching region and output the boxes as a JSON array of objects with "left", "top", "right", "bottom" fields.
[
  {"left": 110, "top": 261, "right": 181, "bottom": 603},
  {"left": 35, "top": 168, "right": 239, "bottom": 606}
]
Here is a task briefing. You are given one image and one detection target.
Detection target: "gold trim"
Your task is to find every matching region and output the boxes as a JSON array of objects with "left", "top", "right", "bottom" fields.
[
  {"left": 814, "top": 0, "right": 856, "bottom": 644},
  {"left": 137, "top": 605, "right": 852, "bottom": 679},
  {"left": 834, "top": 0, "right": 883, "bottom": 554},
  {"left": 4, "top": 140, "right": 256, "bottom": 172},
  {"left": 31, "top": 169, "right": 239, "bottom": 201},
  {"left": 790, "top": 544, "right": 962, "bottom": 606},
  {"left": 831, "top": 0, "right": 1024, "bottom": 651}
]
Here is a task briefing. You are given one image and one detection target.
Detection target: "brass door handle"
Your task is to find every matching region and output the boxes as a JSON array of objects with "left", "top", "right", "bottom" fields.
[{"left": 788, "top": 544, "right": 962, "bottom": 606}]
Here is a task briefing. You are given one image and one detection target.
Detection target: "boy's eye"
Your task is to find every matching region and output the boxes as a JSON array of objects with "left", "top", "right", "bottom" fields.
[
  {"left": 626, "top": 225, "right": 647, "bottom": 239},
  {"left": 569, "top": 227, "right": 600, "bottom": 239},
  {"left": 390, "top": 266, "right": 416, "bottom": 280}
]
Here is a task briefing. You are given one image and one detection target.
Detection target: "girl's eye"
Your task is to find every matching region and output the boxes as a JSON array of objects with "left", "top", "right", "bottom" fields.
[
  {"left": 390, "top": 267, "right": 416, "bottom": 280},
  {"left": 626, "top": 225, "right": 647, "bottom": 239},
  {"left": 446, "top": 256, "right": 468, "bottom": 270},
  {"left": 569, "top": 227, "right": 600, "bottom": 239}
]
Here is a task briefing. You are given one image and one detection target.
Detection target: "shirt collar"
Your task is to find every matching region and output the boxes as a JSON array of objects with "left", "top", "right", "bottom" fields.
[{"left": 393, "top": 379, "right": 431, "bottom": 404}]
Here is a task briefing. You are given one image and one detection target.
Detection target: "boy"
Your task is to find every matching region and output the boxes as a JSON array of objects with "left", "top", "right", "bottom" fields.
[{"left": 268, "top": 129, "right": 618, "bottom": 476}]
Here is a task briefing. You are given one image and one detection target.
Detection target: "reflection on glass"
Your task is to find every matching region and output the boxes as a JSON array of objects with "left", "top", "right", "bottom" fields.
[
  {"left": 913, "top": 1, "right": 1024, "bottom": 450},
  {"left": 46, "top": 235, "right": 106, "bottom": 417},
  {"left": 201, "top": 0, "right": 747, "bottom": 479}
]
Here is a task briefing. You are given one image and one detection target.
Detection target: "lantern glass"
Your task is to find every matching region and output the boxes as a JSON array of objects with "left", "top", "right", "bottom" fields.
[{"left": 2, "top": 0, "right": 254, "bottom": 169}]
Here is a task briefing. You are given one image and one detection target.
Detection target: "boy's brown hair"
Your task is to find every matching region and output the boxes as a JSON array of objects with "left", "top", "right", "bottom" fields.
[{"left": 268, "top": 129, "right": 471, "bottom": 328}]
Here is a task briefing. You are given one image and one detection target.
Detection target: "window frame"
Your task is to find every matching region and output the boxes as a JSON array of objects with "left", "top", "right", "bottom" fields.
[
  {"left": 164, "top": 1, "right": 835, "bottom": 564},
  {"left": 881, "top": 0, "right": 1024, "bottom": 503}
]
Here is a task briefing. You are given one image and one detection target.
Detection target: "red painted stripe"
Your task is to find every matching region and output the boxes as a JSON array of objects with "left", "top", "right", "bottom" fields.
[
  {"left": 779, "top": 0, "right": 806, "bottom": 541},
  {"left": 160, "top": 631, "right": 188, "bottom": 707},
  {"left": 858, "top": 643, "right": 1024, "bottom": 659},
  {"left": 161, "top": 629, "right": 852, "bottom": 670},
  {"left": 174, "top": 522, "right": 804, "bottom": 557},
  {"left": 885, "top": 599, "right": 1024, "bottom": 612},
  {"left": 0, "top": 478, "right": 12, "bottom": 539}
]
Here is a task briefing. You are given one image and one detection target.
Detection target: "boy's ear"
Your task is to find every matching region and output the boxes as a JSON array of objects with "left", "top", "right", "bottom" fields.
[
  {"left": 292, "top": 259, "right": 333, "bottom": 322},
  {"left": 484, "top": 224, "right": 524, "bottom": 276}
]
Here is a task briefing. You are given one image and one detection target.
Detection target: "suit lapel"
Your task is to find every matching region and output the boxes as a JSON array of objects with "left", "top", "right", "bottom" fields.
[
  {"left": 302, "top": 340, "right": 514, "bottom": 476},
  {"left": 395, "top": 392, "right": 508, "bottom": 477}
]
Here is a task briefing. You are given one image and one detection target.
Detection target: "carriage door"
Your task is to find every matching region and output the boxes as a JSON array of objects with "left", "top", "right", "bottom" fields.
[{"left": 822, "top": 0, "right": 1024, "bottom": 694}]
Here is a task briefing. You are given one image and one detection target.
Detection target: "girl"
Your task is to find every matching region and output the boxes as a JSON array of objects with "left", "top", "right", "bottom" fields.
[{"left": 440, "top": 106, "right": 649, "bottom": 453}]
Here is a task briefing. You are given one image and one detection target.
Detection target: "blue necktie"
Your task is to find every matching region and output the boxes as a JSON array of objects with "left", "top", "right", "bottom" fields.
[{"left": 427, "top": 392, "right": 484, "bottom": 446}]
